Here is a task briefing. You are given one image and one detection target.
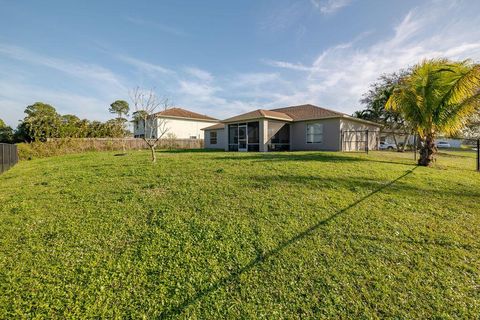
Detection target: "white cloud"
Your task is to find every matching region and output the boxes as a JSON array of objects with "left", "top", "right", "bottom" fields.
[
  {"left": 311, "top": 0, "right": 352, "bottom": 14},
  {"left": 125, "top": 16, "right": 188, "bottom": 37},
  {"left": 0, "top": 43, "right": 126, "bottom": 93},
  {"left": 117, "top": 55, "right": 173, "bottom": 75},
  {"left": 184, "top": 67, "right": 213, "bottom": 82},
  {"left": 233, "top": 73, "right": 281, "bottom": 87},
  {"left": 263, "top": 59, "right": 313, "bottom": 72}
]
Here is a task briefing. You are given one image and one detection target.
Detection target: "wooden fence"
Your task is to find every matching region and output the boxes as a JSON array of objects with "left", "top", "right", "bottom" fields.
[
  {"left": 45, "top": 138, "right": 204, "bottom": 151},
  {"left": 0, "top": 143, "right": 19, "bottom": 174}
]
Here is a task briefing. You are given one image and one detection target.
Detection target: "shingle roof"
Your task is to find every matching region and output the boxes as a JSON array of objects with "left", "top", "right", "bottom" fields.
[
  {"left": 270, "top": 104, "right": 346, "bottom": 121},
  {"left": 218, "top": 104, "right": 381, "bottom": 127},
  {"left": 222, "top": 109, "right": 293, "bottom": 123},
  {"left": 153, "top": 107, "right": 218, "bottom": 121},
  {"left": 201, "top": 123, "right": 225, "bottom": 130}
]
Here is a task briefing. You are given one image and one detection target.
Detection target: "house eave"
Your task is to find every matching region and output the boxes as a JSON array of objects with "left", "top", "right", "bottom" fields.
[
  {"left": 221, "top": 116, "right": 293, "bottom": 123},
  {"left": 153, "top": 115, "right": 219, "bottom": 122}
]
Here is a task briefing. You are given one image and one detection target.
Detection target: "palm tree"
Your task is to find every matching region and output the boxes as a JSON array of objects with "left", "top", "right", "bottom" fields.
[{"left": 386, "top": 59, "right": 480, "bottom": 166}]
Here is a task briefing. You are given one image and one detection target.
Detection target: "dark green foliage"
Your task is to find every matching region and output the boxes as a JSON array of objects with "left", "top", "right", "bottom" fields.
[
  {"left": 13, "top": 102, "right": 129, "bottom": 142},
  {"left": 0, "top": 119, "right": 14, "bottom": 143},
  {"left": 0, "top": 150, "right": 478, "bottom": 318},
  {"left": 109, "top": 100, "right": 130, "bottom": 121},
  {"left": 22, "top": 102, "right": 62, "bottom": 141}
]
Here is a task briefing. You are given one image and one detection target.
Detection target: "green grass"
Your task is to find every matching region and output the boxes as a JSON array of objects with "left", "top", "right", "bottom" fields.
[{"left": 0, "top": 150, "right": 479, "bottom": 318}]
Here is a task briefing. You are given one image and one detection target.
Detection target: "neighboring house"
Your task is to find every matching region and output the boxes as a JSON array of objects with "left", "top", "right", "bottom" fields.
[
  {"left": 380, "top": 132, "right": 464, "bottom": 148},
  {"left": 202, "top": 104, "right": 381, "bottom": 152},
  {"left": 133, "top": 107, "right": 219, "bottom": 139}
]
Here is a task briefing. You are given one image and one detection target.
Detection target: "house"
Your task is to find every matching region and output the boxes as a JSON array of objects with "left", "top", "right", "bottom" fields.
[
  {"left": 133, "top": 107, "right": 219, "bottom": 139},
  {"left": 202, "top": 104, "right": 381, "bottom": 152}
]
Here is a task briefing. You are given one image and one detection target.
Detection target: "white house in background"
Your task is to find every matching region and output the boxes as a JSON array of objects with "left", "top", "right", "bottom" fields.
[{"left": 133, "top": 107, "right": 219, "bottom": 139}]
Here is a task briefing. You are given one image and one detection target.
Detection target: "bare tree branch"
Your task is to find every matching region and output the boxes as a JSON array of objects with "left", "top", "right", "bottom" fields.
[{"left": 130, "top": 87, "right": 170, "bottom": 162}]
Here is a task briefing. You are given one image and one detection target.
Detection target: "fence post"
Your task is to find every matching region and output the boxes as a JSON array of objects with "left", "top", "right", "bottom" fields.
[
  {"left": 1, "top": 144, "right": 4, "bottom": 173},
  {"left": 477, "top": 139, "right": 479, "bottom": 172},
  {"left": 340, "top": 131, "right": 343, "bottom": 151},
  {"left": 413, "top": 134, "right": 417, "bottom": 161},
  {"left": 365, "top": 130, "right": 369, "bottom": 154}
]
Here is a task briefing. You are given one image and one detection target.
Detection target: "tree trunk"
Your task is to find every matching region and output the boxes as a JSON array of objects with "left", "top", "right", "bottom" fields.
[
  {"left": 418, "top": 135, "right": 436, "bottom": 166},
  {"left": 149, "top": 145, "right": 156, "bottom": 163},
  {"left": 399, "top": 134, "right": 410, "bottom": 152},
  {"left": 392, "top": 133, "right": 400, "bottom": 152}
]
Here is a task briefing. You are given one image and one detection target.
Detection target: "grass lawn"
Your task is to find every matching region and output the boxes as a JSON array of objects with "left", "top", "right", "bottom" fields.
[{"left": 0, "top": 150, "right": 479, "bottom": 318}]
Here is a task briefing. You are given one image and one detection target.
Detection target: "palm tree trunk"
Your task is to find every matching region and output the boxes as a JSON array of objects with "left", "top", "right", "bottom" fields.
[{"left": 418, "top": 135, "right": 436, "bottom": 166}]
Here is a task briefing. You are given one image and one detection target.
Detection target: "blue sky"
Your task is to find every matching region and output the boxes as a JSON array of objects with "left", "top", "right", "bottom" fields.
[{"left": 1, "top": 0, "right": 480, "bottom": 126}]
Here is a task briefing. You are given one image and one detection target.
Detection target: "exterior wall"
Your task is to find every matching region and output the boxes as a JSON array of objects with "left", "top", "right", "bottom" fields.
[
  {"left": 133, "top": 117, "right": 218, "bottom": 139},
  {"left": 381, "top": 132, "right": 415, "bottom": 146},
  {"left": 204, "top": 129, "right": 226, "bottom": 149},
  {"left": 158, "top": 118, "right": 218, "bottom": 139},
  {"left": 290, "top": 118, "right": 342, "bottom": 151},
  {"left": 340, "top": 119, "right": 380, "bottom": 151}
]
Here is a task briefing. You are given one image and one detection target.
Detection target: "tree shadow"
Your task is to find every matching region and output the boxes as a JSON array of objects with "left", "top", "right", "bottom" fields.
[
  {"left": 158, "top": 166, "right": 418, "bottom": 318},
  {"left": 245, "top": 173, "right": 480, "bottom": 198}
]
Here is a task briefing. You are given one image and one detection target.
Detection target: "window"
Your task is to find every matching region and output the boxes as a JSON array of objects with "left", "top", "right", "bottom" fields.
[
  {"left": 210, "top": 131, "right": 217, "bottom": 144},
  {"left": 306, "top": 123, "right": 323, "bottom": 143},
  {"left": 190, "top": 136, "right": 197, "bottom": 139}
]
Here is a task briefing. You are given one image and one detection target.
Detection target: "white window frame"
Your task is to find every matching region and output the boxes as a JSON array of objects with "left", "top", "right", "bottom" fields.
[{"left": 306, "top": 122, "right": 323, "bottom": 144}]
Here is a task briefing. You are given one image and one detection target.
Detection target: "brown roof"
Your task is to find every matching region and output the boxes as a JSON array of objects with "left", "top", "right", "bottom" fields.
[
  {"left": 270, "top": 104, "right": 346, "bottom": 121},
  {"left": 218, "top": 104, "right": 382, "bottom": 127},
  {"left": 222, "top": 109, "right": 293, "bottom": 123},
  {"left": 201, "top": 123, "right": 225, "bottom": 130},
  {"left": 153, "top": 107, "right": 218, "bottom": 121}
]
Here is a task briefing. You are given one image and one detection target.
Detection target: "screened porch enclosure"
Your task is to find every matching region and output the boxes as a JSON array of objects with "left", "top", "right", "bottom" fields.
[{"left": 228, "top": 122, "right": 260, "bottom": 151}]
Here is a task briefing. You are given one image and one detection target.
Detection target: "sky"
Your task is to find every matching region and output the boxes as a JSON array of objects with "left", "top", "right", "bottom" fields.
[{"left": 1, "top": 0, "right": 480, "bottom": 127}]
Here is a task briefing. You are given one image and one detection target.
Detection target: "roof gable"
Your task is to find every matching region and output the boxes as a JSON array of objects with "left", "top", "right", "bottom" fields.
[
  {"left": 222, "top": 109, "right": 293, "bottom": 123},
  {"left": 270, "top": 104, "right": 345, "bottom": 121}
]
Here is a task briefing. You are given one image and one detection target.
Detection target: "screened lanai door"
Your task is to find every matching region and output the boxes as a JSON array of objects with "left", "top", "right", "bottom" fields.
[
  {"left": 238, "top": 124, "right": 247, "bottom": 152},
  {"left": 228, "top": 122, "right": 260, "bottom": 151}
]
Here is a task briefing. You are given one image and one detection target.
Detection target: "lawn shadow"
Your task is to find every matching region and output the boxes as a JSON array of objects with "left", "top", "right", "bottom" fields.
[
  {"left": 159, "top": 149, "right": 222, "bottom": 154},
  {"left": 437, "top": 151, "right": 475, "bottom": 159},
  {"left": 158, "top": 166, "right": 418, "bottom": 318},
  {"left": 341, "top": 233, "right": 477, "bottom": 251},
  {"left": 213, "top": 152, "right": 416, "bottom": 166}
]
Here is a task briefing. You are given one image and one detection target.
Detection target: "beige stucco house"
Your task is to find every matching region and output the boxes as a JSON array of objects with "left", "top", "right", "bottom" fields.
[
  {"left": 202, "top": 104, "right": 381, "bottom": 152},
  {"left": 133, "top": 107, "right": 218, "bottom": 139}
]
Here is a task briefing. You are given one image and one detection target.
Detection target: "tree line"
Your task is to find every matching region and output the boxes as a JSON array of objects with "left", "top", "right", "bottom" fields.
[{"left": 0, "top": 100, "right": 131, "bottom": 143}]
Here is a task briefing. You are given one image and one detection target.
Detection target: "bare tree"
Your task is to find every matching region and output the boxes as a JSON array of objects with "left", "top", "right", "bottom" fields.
[{"left": 130, "top": 87, "right": 170, "bottom": 163}]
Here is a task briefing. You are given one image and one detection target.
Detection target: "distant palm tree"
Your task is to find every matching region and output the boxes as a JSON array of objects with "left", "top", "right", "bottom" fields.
[{"left": 386, "top": 59, "right": 480, "bottom": 166}]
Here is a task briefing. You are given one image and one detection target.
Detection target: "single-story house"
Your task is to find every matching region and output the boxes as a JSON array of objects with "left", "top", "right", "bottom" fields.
[
  {"left": 202, "top": 104, "right": 381, "bottom": 152},
  {"left": 133, "top": 107, "right": 219, "bottom": 139}
]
